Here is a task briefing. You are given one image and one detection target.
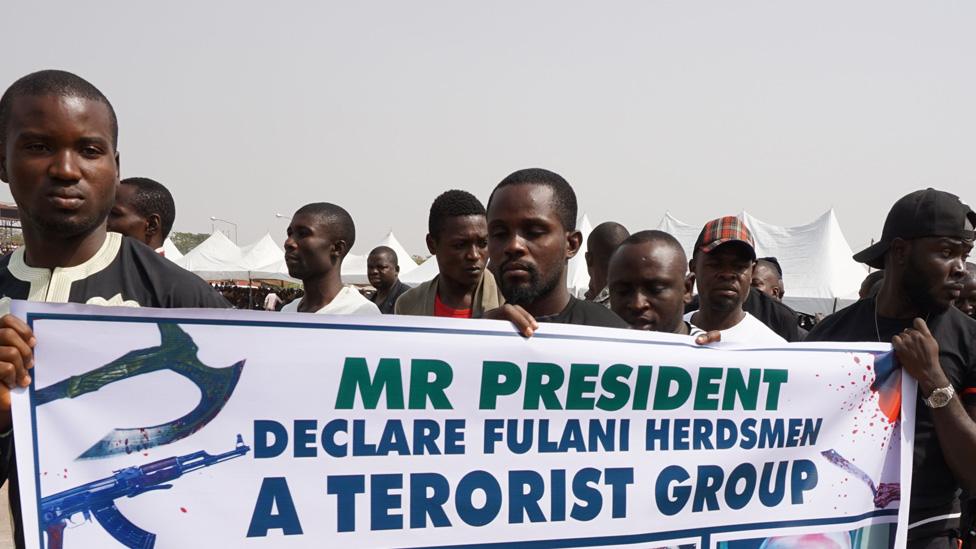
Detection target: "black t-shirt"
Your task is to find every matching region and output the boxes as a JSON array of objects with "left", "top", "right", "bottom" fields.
[
  {"left": 743, "top": 287, "right": 802, "bottom": 342},
  {"left": 535, "top": 297, "right": 629, "bottom": 329},
  {"left": 373, "top": 280, "right": 411, "bottom": 315},
  {"left": 0, "top": 232, "right": 230, "bottom": 546},
  {"left": 806, "top": 297, "right": 976, "bottom": 537},
  {"left": 0, "top": 232, "right": 230, "bottom": 308}
]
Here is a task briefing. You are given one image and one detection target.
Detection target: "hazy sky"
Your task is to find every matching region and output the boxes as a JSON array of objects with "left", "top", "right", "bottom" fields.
[{"left": 2, "top": 1, "right": 974, "bottom": 256}]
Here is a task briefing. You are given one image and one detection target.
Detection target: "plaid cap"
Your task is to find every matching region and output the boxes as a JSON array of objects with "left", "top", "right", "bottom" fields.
[{"left": 694, "top": 216, "right": 756, "bottom": 258}]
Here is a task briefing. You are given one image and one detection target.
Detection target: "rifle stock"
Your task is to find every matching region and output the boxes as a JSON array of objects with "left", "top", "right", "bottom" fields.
[{"left": 40, "top": 435, "right": 249, "bottom": 548}]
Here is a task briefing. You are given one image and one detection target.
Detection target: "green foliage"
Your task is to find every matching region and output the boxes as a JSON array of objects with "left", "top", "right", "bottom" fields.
[{"left": 170, "top": 232, "right": 210, "bottom": 254}]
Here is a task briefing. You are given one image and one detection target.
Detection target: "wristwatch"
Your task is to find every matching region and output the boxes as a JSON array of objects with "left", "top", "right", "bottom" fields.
[{"left": 923, "top": 385, "right": 956, "bottom": 408}]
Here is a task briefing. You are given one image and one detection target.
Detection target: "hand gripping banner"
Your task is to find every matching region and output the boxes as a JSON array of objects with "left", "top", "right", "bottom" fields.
[{"left": 11, "top": 302, "right": 915, "bottom": 549}]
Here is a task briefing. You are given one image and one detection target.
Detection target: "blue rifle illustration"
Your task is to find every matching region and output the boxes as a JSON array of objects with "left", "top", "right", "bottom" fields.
[
  {"left": 40, "top": 434, "right": 250, "bottom": 549},
  {"left": 34, "top": 323, "right": 245, "bottom": 459}
]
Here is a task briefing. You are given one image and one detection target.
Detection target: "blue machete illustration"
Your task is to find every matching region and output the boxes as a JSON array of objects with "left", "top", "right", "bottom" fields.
[{"left": 33, "top": 323, "right": 245, "bottom": 459}]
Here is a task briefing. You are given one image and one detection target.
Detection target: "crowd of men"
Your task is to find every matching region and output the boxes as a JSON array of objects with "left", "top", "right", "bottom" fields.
[{"left": 0, "top": 70, "right": 974, "bottom": 548}]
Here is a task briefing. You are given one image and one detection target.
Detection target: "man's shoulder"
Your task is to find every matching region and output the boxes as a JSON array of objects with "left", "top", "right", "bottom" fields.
[
  {"left": 394, "top": 278, "right": 435, "bottom": 314},
  {"left": 570, "top": 298, "right": 629, "bottom": 328},
  {"left": 739, "top": 313, "right": 788, "bottom": 343},
  {"left": 805, "top": 299, "right": 871, "bottom": 342},
  {"left": 334, "top": 286, "right": 382, "bottom": 315},
  {"left": 118, "top": 237, "right": 230, "bottom": 308},
  {"left": 937, "top": 305, "right": 976, "bottom": 340}
]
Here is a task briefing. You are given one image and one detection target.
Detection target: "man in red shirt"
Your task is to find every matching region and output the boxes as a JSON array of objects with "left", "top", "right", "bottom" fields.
[{"left": 395, "top": 190, "right": 504, "bottom": 317}]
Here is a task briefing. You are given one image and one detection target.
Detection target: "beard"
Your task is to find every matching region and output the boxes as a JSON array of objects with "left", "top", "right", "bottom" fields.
[
  {"left": 902, "top": 256, "right": 950, "bottom": 314},
  {"left": 499, "top": 262, "right": 561, "bottom": 307},
  {"left": 28, "top": 204, "right": 111, "bottom": 241}
]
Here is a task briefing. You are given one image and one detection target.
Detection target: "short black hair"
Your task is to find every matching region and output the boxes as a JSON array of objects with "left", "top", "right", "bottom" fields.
[
  {"left": 369, "top": 245, "right": 398, "bottom": 266},
  {"left": 428, "top": 189, "right": 486, "bottom": 238},
  {"left": 587, "top": 222, "right": 630, "bottom": 258},
  {"left": 120, "top": 177, "right": 176, "bottom": 239},
  {"left": 488, "top": 168, "right": 577, "bottom": 231},
  {"left": 620, "top": 230, "right": 687, "bottom": 263},
  {"left": 757, "top": 257, "right": 783, "bottom": 279},
  {"left": 0, "top": 70, "right": 118, "bottom": 148},
  {"left": 294, "top": 202, "right": 356, "bottom": 254}
]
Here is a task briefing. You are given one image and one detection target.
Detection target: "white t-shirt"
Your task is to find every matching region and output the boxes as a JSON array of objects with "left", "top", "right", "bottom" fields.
[
  {"left": 281, "top": 286, "right": 381, "bottom": 315},
  {"left": 263, "top": 293, "right": 282, "bottom": 311},
  {"left": 683, "top": 310, "right": 786, "bottom": 346}
]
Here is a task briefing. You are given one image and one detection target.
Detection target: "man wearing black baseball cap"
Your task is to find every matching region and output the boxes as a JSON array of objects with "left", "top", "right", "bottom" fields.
[{"left": 807, "top": 189, "right": 976, "bottom": 547}]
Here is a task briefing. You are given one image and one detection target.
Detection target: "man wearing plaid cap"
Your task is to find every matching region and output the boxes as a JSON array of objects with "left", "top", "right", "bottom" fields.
[{"left": 683, "top": 216, "right": 786, "bottom": 345}]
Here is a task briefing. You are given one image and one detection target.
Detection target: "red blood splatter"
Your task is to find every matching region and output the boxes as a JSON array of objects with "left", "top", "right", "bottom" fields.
[
  {"left": 854, "top": 357, "right": 861, "bottom": 364},
  {"left": 180, "top": 507, "right": 188, "bottom": 513},
  {"left": 852, "top": 429, "right": 858, "bottom": 434}
]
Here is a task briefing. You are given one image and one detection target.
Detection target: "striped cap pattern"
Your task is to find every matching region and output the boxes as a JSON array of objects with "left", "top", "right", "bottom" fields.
[{"left": 697, "top": 216, "right": 755, "bottom": 254}]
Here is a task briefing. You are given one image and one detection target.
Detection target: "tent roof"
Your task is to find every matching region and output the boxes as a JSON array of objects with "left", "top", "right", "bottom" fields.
[
  {"left": 566, "top": 213, "right": 594, "bottom": 297},
  {"left": 240, "top": 233, "right": 283, "bottom": 270},
  {"left": 374, "top": 231, "right": 418, "bottom": 274},
  {"left": 162, "top": 237, "right": 183, "bottom": 261},
  {"left": 175, "top": 231, "right": 244, "bottom": 273},
  {"left": 401, "top": 255, "right": 438, "bottom": 285},
  {"left": 656, "top": 209, "right": 866, "bottom": 314}
]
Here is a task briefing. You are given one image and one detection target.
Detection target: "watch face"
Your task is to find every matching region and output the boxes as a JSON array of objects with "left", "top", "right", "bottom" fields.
[{"left": 929, "top": 388, "right": 951, "bottom": 407}]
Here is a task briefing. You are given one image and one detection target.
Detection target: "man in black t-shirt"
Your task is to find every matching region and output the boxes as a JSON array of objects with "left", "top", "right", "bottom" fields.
[
  {"left": 807, "top": 188, "right": 976, "bottom": 547},
  {"left": 481, "top": 168, "right": 628, "bottom": 333},
  {"left": 367, "top": 246, "right": 411, "bottom": 314},
  {"left": 0, "top": 70, "right": 228, "bottom": 547}
]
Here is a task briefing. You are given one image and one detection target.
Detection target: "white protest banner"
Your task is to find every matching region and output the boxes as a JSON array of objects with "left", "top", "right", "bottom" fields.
[{"left": 11, "top": 301, "right": 915, "bottom": 548}]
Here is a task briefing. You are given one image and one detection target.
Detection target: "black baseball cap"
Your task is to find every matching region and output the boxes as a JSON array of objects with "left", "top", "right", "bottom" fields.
[{"left": 854, "top": 188, "right": 976, "bottom": 269}]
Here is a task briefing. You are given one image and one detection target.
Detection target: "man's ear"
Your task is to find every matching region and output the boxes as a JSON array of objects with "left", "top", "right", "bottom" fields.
[
  {"left": 888, "top": 238, "right": 909, "bottom": 266},
  {"left": 565, "top": 230, "right": 583, "bottom": 260},
  {"left": 0, "top": 146, "right": 7, "bottom": 183},
  {"left": 426, "top": 233, "right": 436, "bottom": 255},
  {"left": 683, "top": 273, "right": 696, "bottom": 303},
  {"left": 333, "top": 239, "right": 349, "bottom": 259},
  {"left": 395, "top": 263, "right": 400, "bottom": 274},
  {"left": 584, "top": 251, "right": 593, "bottom": 268},
  {"left": 145, "top": 213, "right": 162, "bottom": 237}
]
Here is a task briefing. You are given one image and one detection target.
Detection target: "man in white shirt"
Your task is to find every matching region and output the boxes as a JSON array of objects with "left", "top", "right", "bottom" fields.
[
  {"left": 280, "top": 202, "right": 380, "bottom": 316},
  {"left": 684, "top": 216, "right": 786, "bottom": 346}
]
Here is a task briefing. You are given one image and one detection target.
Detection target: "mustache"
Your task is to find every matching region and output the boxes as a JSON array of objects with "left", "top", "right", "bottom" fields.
[{"left": 500, "top": 260, "right": 536, "bottom": 274}]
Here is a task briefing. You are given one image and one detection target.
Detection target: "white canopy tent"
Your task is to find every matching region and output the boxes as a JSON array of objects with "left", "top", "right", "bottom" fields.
[
  {"left": 655, "top": 210, "right": 866, "bottom": 314},
  {"left": 174, "top": 231, "right": 247, "bottom": 280},
  {"left": 743, "top": 210, "right": 865, "bottom": 314},
  {"left": 162, "top": 237, "right": 183, "bottom": 261},
  {"left": 401, "top": 255, "right": 439, "bottom": 285},
  {"left": 340, "top": 231, "right": 418, "bottom": 285},
  {"left": 241, "top": 233, "right": 297, "bottom": 283},
  {"left": 566, "top": 213, "right": 594, "bottom": 298}
]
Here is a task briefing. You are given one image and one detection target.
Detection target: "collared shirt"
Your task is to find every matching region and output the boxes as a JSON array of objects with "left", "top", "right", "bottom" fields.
[
  {"left": 371, "top": 279, "right": 411, "bottom": 315},
  {"left": 591, "top": 286, "right": 611, "bottom": 309},
  {"left": 281, "top": 286, "right": 381, "bottom": 315}
]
